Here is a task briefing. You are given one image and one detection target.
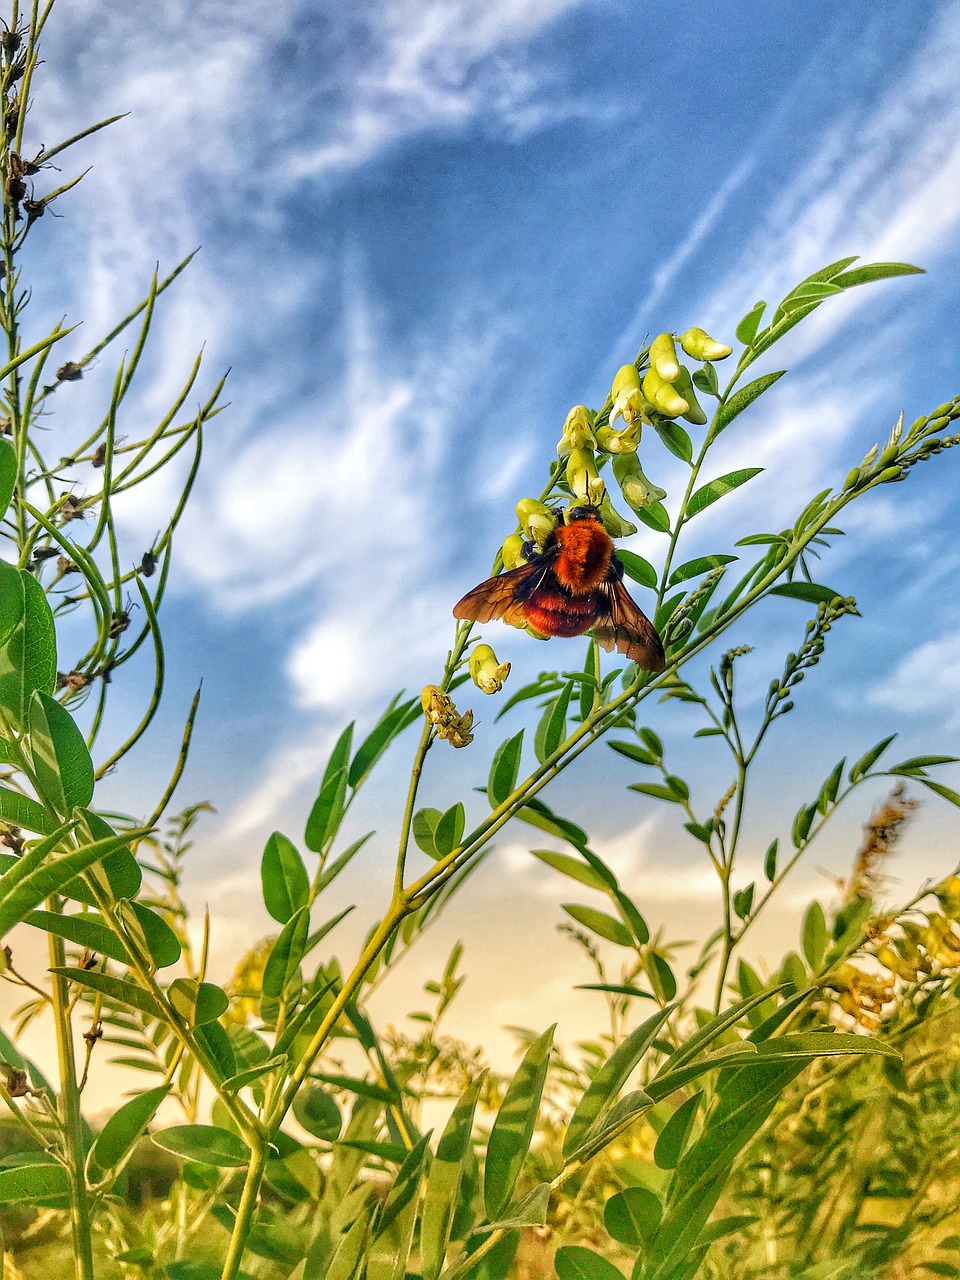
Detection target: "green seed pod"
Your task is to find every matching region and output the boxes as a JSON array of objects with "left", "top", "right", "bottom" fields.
[
  {"left": 678, "top": 326, "right": 732, "bottom": 361},
  {"left": 642, "top": 366, "right": 689, "bottom": 418},
  {"left": 876, "top": 465, "right": 904, "bottom": 483},
  {"left": 649, "top": 332, "right": 680, "bottom": 382},
  {"left": 878, "top": 443, "right": 899, "bottom": 467},
  {"left": 842, "top": 467, "right": 861, "bottom": 491},
  {"left": 927, "top": 415, "right": 950, "bottom": 433},
  {"left": 671, "top": 364, "right": 707, "bottom": 426}
]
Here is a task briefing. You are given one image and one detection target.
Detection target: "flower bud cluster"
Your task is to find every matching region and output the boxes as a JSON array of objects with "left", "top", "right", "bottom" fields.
[
  {"left": 765, "top": 596, "right": 858, "bottom": 721},
  {"left": 421, "top": 686, "right": 474, "bottom": 747}
]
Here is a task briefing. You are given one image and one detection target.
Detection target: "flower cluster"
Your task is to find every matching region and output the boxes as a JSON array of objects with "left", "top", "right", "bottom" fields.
[{"left": 421, "top": 685, "right": 474, "bottom": 747}]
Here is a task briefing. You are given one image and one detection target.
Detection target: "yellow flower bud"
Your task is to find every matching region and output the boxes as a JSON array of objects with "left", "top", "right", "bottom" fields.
[
  {"left": 642, "top": 366, "right": 689, "bottom": 418},
  {"left": 565, "top": 446, "right": 600, "bottom": 503},
  {"left": 557, "top": 405, "right": 596, "bottom": 455},
  {"left": 501, "top": 532, "right": 526, "bottom": 570},
  {"left": 611, "top": 453, "right": 667, "bottom": 513},
  {"left": 516, "top": 498, "right": 556, "bottom": 548},
  {"left": 935, "top": 875, "right": 960, "bottom": 919},
  {"left": 672, "top": 364, "right": 707, "bottom": 426},
  {"left": 678, "top": 327, "right": 732, "bottom": 361},
  {"left": 469, "top": 644, "right": 511, "bottom": 694}
]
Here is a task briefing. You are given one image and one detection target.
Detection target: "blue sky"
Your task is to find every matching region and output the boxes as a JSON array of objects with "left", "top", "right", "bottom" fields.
[{"left": 9, "top": 0, "right": 960, "bottom": 1073}]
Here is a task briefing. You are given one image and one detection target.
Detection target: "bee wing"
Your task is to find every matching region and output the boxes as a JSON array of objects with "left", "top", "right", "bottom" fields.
[
  {"left": 593, "top": 578, "right": 665, "bottom": 672},
  {"left": 453, "top": 561, "right": 540, "bottom": 628}
]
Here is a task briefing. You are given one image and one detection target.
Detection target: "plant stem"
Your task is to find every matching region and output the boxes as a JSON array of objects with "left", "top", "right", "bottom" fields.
[
  {"left": 48, "top": 931, "right": 95, "bottom": 1280},
  {"left": 219, "top": 1137, "right": 267, "bottom": 1280}
]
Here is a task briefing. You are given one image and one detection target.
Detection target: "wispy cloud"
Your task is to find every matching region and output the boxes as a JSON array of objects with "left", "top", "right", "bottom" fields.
[{"left": 869, "top": 630, "right": 960, "bottom": 727}]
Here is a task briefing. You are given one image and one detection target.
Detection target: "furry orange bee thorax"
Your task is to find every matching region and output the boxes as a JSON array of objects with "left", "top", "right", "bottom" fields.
[{"left": 551, "top": 517, "right": 614, "bottom": 595}]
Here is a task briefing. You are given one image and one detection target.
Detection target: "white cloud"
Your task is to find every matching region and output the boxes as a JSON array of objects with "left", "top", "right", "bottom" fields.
[
  {"left": 287, "top": 0, "right": 588, "bottom": 178},
  {"left": 869, "top": 630, "right": 960, "bottom": 726}
]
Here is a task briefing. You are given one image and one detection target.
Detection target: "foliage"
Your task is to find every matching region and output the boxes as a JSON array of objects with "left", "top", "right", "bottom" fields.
[{"left": 0, "top": 5, "right": 958, "bottom": 1280}]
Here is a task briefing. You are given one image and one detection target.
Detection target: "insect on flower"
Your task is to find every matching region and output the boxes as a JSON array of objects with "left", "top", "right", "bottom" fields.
[{"left": 453, "top": 504, "right": 665, "bottom": 671}]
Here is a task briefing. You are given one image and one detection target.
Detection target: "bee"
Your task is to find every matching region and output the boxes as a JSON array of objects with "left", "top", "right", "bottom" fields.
[{"left": 453, "top": 505, "right": 665, "bottom": 671}]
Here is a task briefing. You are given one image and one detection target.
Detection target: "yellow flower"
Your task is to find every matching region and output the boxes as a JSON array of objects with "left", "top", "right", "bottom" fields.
[{"left": 469, "top": 644, "right": 511, "bottom": 695}]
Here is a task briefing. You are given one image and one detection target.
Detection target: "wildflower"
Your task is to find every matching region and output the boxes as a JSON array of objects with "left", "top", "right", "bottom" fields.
[
  {"left": 468, "top": 644, "right": 510, "bottom": 694},
  {"left": 642, "top": 365, "right": 689, "bottom": 418},
  {"left": 515, "top": 498, "right": 556, "bottom": 548},
  {"left": 649, "top": 332, "right": 680, "bottom": 382},
  {"left": 608, "top": 364, "right": 646, "bottom": 433},
  {"left": 565, "top": 447, "right": 604, "bottom": 505},
  {"left": 500, "top": 533, "right": 526, "bottom": 570},
  {"left": 557, "top": 405, "right": 596, "bottom": 455},
  {"left": 421, "top": 685, "right": 475, "bottom": 748}
]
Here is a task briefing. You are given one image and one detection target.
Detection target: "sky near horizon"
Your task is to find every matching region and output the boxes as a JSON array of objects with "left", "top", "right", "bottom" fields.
[{"left": 4, "top": 0, "right": 960, "bottom": 1087}]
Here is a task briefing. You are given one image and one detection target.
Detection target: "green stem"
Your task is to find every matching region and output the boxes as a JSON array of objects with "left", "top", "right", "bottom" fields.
[
  {"left": 219, "top": 1138, "right": 268, "bottom": 1280},
  {"left": 48, "top": 931, "right": 95, "bottom": 1280}
]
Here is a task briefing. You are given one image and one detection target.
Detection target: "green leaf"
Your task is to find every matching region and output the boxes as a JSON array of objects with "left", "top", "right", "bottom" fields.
[
  {"left": 412, "top": 808, "right": 443, "bottom": 860},
  {"left": 152, "top": 1124, "right": 250, "bottom": 1168},
  {"left": 603, "top": 1186, "right": 662, "bottom": 1251},
  {"left": 374, "top": 1129, "right": 432, "bottom": 1237},
  {"left": 314, "top": 831, "right": 373, "bottom": 896},
  {"left": 305, "top": 765, "right": 348, "bottom": 854},
  {"left": 484, "top": 1025, "right": 554, "bottom": 1221},
  {"left": 685, "top": 469, "right": 763, "bottom": 521},
  {"left": 534, "top": 680, "right": 573, "bottom": 763},
  {"left": 801, "top": 901, "right": 828, "bottom": 969},
  {"left": 0, "top": 786, "right": 55, "bottom": 834},
  {"left": 528, "top": 848, "right": 607, "bottom": 892},
  {"left": 487, "top": 730, "right": 524, "bottom": 807},
  {"left": 712, "top": 370, "right": 786, "bottom": 438},
  {"left": 0, "top": 560, "right": 24, "bottom": 649},
  {"left": 576, "top": 982, "right": 656, "bottom": 1001},
  {"left": 734, "top": 301, "right": 766, "bottom": 346},
  {"left": 66, "top": 810, "right": 142, "bottom": 905},
  {"left": 49, "top": 967, "right": 163, "bottom": 1020},
  {"left": 764, "top": 839, "right": 779, "bottom": 882},
  {"left": 634, "top": 500, "right": 670, "bottom": 533},
  {"left": 421, "top": 1075, "right": 484, "bottom": 1280},
  {"left": 293, "top": 1084, "right": 342, "bottom": 1141},
  {"left": 653, "top": 420, "right": 693, "bottom": 463},
  {"left": 27, "top": 691, "right": 94, "bottom": 815},
  {"left": 917, "top": 777, "right": 960, "bottom": 809},
  {"left": 849, "top": 734, "right": 897, "bottom": 782},
  {"left": 23, "top": 907, "right": 131, "bottom": 963},
  {"left": 222, "top": 1054, "right": 287, "bottom": 1093},
  {"left": 563, "top": 1007, "right": 670, "bottom": 1159},
  {"left": 830, "top": 261, "right": 924, "bottom": 288},
  {"left": 124, "top": 901, "right": 181, "bottom": 969},
  {"left": 561, "top": 903, "right": 632, "bottom": 947},
  {"left": 608, "top": 740, "right": 656, "bottom": 766},
  {"left": 652, "top": 987, "right": 789, "bottom": 1086},
  {"left": 629, "top": 782, "right": 684, "bottom": 804},
  {"left": 555, "top": 1246, "right": 625, "bottom": 1280},
  {"left": 0, "top": 822, "right": 146, "bottom": 937},
  {"left": 733, "top": 883, "right": 755, "bottom": 920},
  {"left": 648, "top": 953, "right": 677, "bottom": 1002},
  {"left": 615, "top": 549, "right": 658, "bottom": 590},
  {"left": 261, "top": 831, "right": 309, "bottom": 923},
  {"left": 0, "top": 437, "right": 15, "bottom": 522},
  {"left": 654, "top": 1091, "right": 702, "bottom": 1169},
  {"left": 263, "top": 906, "right": 310, "bottom": 998},
  {"left": 667, "top": 554, "right": 737, "bottom": 588},
  {"left": 769, "top": 581, "right": 842, "bottom": 605},
  {"left": 0, "top": 570, "right": 57, "bottom": 728},
  {"left": 515, "top": 798, "right": 588, "bottom": 851},
  {"left": 196, "top": 1022, "right": 237, "bottom": 1082},
  {"left": 312, "top": 1072, "right": 400, "bottom": 1105},
  {"left": 0, "top": 1162, "right": 70, "bottom": 1202},
  {"left": 167, "top": 979, "right": 229, "bottom": 1026},
  {"left": 326, "top": 1209, "right": 372, "bottom": 1280},
  {"left": 348, "top": 697, "right": 419, "bottom": 788},
  {"left": 434, "top": 802, "right": 465, "bottom": 855},
  {"left": 88, "top": 1085, "right": 171, "bottom": 1177},
  {"left": 889, "top": 754, "right": 959, "bottom": 770}
]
